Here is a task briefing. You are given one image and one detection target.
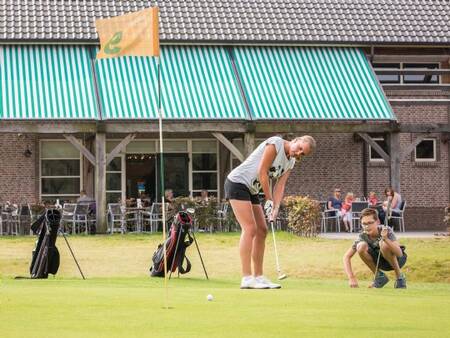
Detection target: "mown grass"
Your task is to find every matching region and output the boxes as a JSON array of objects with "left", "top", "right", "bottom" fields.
[{"left": 1, "top": 233, "right": 449, "bottom": 338}]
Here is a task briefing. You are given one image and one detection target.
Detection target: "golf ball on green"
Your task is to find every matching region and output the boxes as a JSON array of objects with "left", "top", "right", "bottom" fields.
[{"left": 207, "top": 294, "right": 213, "bottom": 301}]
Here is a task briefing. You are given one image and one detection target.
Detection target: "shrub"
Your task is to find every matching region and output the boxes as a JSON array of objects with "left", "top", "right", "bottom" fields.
[{"left": 283, "top": 195, "right": 321, "bottom": 237}]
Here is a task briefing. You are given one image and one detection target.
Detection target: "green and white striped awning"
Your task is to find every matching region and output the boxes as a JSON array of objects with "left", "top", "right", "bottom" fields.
[
  {"left": 233, "top": 47, "right": 395, "bottom": 120},
  {"left": 95, "top": 46, "right": 248, "bottom": 120},
  {"left": 0, "top": 46, "right": 98, "bottom": 119},
  {"left": 0, "top": 45, "right": 395, "bottom": 122}
]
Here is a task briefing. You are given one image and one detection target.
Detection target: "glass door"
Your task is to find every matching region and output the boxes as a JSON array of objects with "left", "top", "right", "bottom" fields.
[
  {"left": 156, "top": 153, "right": 189, "bottom": 199},
  {"left": 106, "top": 154, "right": 125, "bottom": 204}
]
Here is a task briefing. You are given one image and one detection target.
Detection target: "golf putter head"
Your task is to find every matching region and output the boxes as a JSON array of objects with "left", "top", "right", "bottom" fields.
[{"left": 277, "top": 273, "right": 287, "bottom": 280}]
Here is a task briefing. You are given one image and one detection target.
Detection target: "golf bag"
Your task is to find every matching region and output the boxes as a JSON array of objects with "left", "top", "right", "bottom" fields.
[
  {"left": 29, "top": 209, "right": 61, "bottom": 279},
  {"left": 150, "top": 211, "right": 194, "bottom": 277}
]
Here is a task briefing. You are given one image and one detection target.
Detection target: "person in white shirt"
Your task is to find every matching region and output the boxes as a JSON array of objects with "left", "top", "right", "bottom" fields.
[{"left": 225, "top": 135, "right": 316, "bottom": 289}]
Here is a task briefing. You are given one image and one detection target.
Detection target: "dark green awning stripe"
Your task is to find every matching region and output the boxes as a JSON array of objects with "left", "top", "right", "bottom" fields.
[{"left": 233, "top": 46, "right": 395, "bottom": 120}]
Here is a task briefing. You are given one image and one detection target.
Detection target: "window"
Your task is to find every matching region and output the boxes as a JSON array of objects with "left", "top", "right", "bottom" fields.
[
  {"left": 372, "top": 63, "right": 401, "bottom": 83},
  {"left": 40, "top": 140, "right": 81, "bottom": 203},
  {"left": 369, "top": 137, "right": 389, "bottom": 162},
  {"left": 106, "top": 156, "right": 124, "bottom": 203},
  {"left": 373, "top": 62, "right": 440, "bottom": 84},
  {"left": 415, "top": 139, "right": 436, "bottom": 162},
  {"left": 191, "top": 140, "right": 218, "bottom": 196},
  {"left": 403, "top": 63, "right": 439, "bottom": 84}
]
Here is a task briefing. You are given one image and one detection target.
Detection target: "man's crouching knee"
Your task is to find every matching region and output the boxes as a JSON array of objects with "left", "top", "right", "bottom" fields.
[{"left": 356, "top": 241, "right": 369, "bottom": 255}]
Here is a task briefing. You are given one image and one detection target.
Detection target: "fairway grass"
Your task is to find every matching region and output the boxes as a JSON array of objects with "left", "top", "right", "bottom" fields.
[{"left": 1, "top": 234, "right": 450, "bottom": 337}]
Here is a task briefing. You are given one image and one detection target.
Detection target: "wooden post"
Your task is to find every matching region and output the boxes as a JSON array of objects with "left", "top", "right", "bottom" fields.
[
  {"left": 389, "top": 132, "right": 401, "bottom": 193},
  {"left": 244, "top": 132, "right": 255, "bottom": 158},
  {"left": 95, "top": 133, "right": 107, "bottom": 233},
  {"left": 84, "top": 137, "right": 95, "bottom": 199}
]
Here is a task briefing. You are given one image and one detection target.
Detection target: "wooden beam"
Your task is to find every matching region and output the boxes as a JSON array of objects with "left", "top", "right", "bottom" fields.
[
  {"left": 383, "top": 84, "right": 450, "bottom": 91},
  {"left": 400, "top": 135, "right": 429, "bottom": 161},
  {"left": 399, "top": 123, "right": 450, "bottom": 133},
  {"left": 244, "top": 132, "right": 255, "bottom": 158},
  {"left": 105, "top": 133, "right": 136, "bottom": 166},
  {"left": 375, "top": 69, "right": 450, "bottom": 75},
  {"left": 256, "top": 123, "right": 395, "bottom": 134},
  {"left": 95, "top": 133, "right": 107, "bottom": 233},
  {"left": 358, "top": 133, "right": 390, "bottom": 163},
  {"left": 63, "top": 134, "right": 96, "bottom": 165},
  {"left": 212, "top": 132, "right": 245, "bottom": 162},
  {"left": 389, "top": 133, "right": 401, "bottom": 193},
  {"left": 371, "top": 55, "right": 450, "bottom": 63},
  {"left": 104, "top": 121, "right": 248, "bottom": 133},
  {"left": 0, "top": 122, "right": 96, "bottom": 133}
]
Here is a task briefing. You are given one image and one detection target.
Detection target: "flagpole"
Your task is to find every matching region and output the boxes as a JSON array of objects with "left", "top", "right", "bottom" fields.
[{"left": 156, "top": 55, "right": 169, "bottom": 309}]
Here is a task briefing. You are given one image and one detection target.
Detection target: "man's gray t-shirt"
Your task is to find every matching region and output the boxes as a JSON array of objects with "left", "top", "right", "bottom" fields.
[
  {"left": 352, "top": 225, "right": 397, "bottom": 251},
  {"left": 227, "top": 136, "right": 296, "bottom": 195}
]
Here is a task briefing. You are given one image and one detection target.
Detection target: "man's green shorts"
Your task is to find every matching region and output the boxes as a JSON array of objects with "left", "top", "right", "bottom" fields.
[{"left": 368, "top": 245, "right": 407, "bottom": 271}]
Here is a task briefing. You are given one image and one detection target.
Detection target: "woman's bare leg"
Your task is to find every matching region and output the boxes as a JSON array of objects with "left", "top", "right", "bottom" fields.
[
  {"left": 252, "top": 204, "right": 268, "bottom": 277},
  {"left": 230, "top": 199, "right": 257, "bottom": 276}
]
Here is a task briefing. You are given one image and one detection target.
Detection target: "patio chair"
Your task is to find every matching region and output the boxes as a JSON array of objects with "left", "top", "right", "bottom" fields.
[
  {"left": 1, "top": 204, "right": 19, "bottom": 235},
  {"left": 320, "top": 201, "right": 340, "bottom": 233},
  {"left": 0, "top": 205, "right": 4, "bottom": 235},
  {"left": 75, "top": 203, "right": 92, "bottom": 234},
  {"left": 389, "top": 200, "right": 406, "bottom": 232},
  {"left": 18, "top": 204, "right": 32, "bottom": 235},
  {"left": 60, "top": 203, "right": 77, "bottom": 234},
  {"left": 107, "top": 203, "right": 126, "bottom": 234},
  {"left": 146, "top": 202, "right": 166, "bottom": 233},
  {"left": 217, "top": 202, "right": 230, "bottom": 232},
  {"left": 140, "top": 206, "right": 153, "bottom": 232},
  {"left": 351, "top": 201, "right": 369, "bottom": 233}
]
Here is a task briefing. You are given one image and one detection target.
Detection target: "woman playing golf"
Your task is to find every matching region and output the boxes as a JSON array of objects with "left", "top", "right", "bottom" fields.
[{"left": 225, "top": 135, "right": 316, "bottom": 289}]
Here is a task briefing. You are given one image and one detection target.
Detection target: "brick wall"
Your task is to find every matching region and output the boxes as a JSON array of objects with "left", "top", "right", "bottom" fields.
[
  {"left": 0, "top": 134, "right": 38, "bottom": 203},
  {"left": 286, "top": 133, "right": 365, "bottom": 201}
]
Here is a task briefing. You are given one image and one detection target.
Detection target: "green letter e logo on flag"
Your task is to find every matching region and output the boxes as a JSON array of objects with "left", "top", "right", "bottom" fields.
[{"left": 105, "top": 32, "right": 123, "bottom": 55}]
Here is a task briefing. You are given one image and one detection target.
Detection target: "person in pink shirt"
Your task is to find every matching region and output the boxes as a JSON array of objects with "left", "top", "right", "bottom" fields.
[
  {"left": 368, "top": 191, "right": 378, "bottom": 207},
  {"left": 341, "top": 192, "right": 354, "bottom": 232}
]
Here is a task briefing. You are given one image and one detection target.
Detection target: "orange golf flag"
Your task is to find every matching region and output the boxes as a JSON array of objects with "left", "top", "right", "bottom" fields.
[{"left": 95, "top": 7, "right": 160, "bottom": 59}]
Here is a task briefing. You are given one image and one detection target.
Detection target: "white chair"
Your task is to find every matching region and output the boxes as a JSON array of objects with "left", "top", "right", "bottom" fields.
[
  {"left": 351, "top": 201, "right": 369, "bottom": 233},
  {"left": 107, "top": 203, "right": 126, "bottom": 234},
  {"left": 60, "top": 203, "right": 77, "bottom": 234},
  {"left": 390, "top": 200, "right": 407, "bottom": 232},
  {"left": 75, "top": 203, "right": 91, "bottom": 235},
  {"left": 216, "top": 202, "right": 227, "bottom": 232},
  {"left": 147, "top": 203, "right": 166, "bottom": 233},
  {"left": 320, "top": 201, "right": 340, "bottom": 233},
  {"left": 1, "top": 204, "right": 20, "bottom": 235},
  {"left": 17, "top": 204, "right": 32, "bottom": 235}
]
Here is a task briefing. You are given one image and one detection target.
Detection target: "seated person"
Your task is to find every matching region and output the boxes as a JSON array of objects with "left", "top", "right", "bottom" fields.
[
  {"left": 343, "top": 208, "right": 407, "bottom": 289},
  {"left": 77, "top": 190, "right": 93, "bottom": 203},
  {"left": 378, "top": 187, "right": 402, "bottom": 224},
  {"left": 200, "top": 189, "right": 209, "bottom": 204},
  {"left": 368, "top": 191, "right": 378, "bottom": 207},
  {"left": 327, "top": 188, "right": 343, "bottom": 216},
  {"left": 341, "top": 192, "right": 354, "bottom": 232}
]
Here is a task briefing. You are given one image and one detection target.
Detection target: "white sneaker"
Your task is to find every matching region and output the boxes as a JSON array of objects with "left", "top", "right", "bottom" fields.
[
  {"left": 255, "top": 275, "right": 281, "bottom": 289},
  {"left": 240, "top": 276, "right": 269, "bottom": 289}
]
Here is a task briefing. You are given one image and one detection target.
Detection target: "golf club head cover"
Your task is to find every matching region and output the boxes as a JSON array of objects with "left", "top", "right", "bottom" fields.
[{"left": 264, "top": 200, "right": 274, "bottom": 219}]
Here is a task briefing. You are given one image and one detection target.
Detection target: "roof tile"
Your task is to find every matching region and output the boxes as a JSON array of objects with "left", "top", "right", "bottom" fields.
[{"left": 0, "top": 0, "right": 449, "bottom": 44}]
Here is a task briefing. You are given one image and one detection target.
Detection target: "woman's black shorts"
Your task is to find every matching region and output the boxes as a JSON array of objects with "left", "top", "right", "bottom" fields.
[{"left": 224, "top": 179, "right": 260, "bottom": 205}]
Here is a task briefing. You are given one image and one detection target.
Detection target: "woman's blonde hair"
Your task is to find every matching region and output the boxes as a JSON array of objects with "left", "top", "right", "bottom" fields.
[{"left": 293, "top": 135, "right": 316, "bottom": 153}]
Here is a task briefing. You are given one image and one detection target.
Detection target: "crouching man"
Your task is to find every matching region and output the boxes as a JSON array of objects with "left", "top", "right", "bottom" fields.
[{"left": 343, "top": 208, "right": 407, "bottom": 288}]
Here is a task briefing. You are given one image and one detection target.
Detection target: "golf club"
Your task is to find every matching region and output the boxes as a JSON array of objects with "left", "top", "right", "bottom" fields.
[
  {"left": 269, "top": 219, "right": 287, "bottom": 280},
  {"left": 374, "top": 196, "right": 392, "bottom": 281}
]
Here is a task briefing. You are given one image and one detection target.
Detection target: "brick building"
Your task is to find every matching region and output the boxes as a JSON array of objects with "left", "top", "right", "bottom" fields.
[{"left": 1, "top": 1, "right": 449, "bottom": 231}]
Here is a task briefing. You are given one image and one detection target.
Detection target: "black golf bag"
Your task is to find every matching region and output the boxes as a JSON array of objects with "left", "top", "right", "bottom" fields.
[
  {"left": 150, "top": 211, "right": 194, "bottom": 277},
  {"left": 30, "top": 209, "right": 61, "bottom": 279}
]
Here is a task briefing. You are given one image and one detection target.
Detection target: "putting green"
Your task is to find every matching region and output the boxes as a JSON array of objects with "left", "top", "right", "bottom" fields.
[
  {"left": 1, "top": 234, "right": 449, "bottom": 337},
  {"left": 1, "top": 277, "right": 450, "bottom": 338}
]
